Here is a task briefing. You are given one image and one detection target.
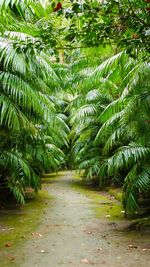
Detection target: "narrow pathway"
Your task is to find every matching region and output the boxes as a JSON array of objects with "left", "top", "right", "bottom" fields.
[{"left": 17, "top": 171, "right": 150, "bottom": 266}]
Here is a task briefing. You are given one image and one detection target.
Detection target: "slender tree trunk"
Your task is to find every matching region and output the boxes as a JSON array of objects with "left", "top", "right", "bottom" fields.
[{"left": 59, "top": 49, "right": 65, "bottom": 64}]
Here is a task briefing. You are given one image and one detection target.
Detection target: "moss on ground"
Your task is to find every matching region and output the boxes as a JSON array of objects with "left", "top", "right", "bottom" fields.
[
  {"left": 107, "top": 187, "right": 122, "bottom": 202},
  {"left": 0, "top": 171, "right": 125, "bottom": 266},
  {"left": 42, "top": 171, "right": 125, "bottom": 220},
  {"left": 0, "top": 187, "right": 53, "bottom": 267},
  {"left": 71, "top": 178, "right": 125, "bottom": 220}
]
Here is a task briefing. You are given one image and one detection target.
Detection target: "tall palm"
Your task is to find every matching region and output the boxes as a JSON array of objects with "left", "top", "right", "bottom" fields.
[
  {"left": 69, "top": 52, "right": 127, "bottom": 179},
  {"left": 69, "top": 50, "right": 150, "bottom": 216},
  {"left": 97, "top": 61, "right": 150, "bottom": 215},
  {"left": 0, "top": 5, "right": 69, "bottom": 203}
]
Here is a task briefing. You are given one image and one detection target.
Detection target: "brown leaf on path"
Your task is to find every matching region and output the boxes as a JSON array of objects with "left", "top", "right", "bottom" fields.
[
  {"left": 142, "top": 246, "right": 150, "bottom": 252},
  {"left": 5, "top": 243, "right": 13, "bottom": 248},
  {"left": 87, "top": 231, "right": 92, "bottom": 235},
  {"left": 81, "top": 258, "right": 94, "bottom": 264},
  {"left": 81, "top": 258, "right": 90, "bottom": 264},
  {"left": 9, "top": 256, "right": 15, "bottom": 261},
  {"left": 31, "top": 232, "right": 42, "bottom": 237},
  {"left": 128, "top": 244, "right": 138, "bottom": 249}
]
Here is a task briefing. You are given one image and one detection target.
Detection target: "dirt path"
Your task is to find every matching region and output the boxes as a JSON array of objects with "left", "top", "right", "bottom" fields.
[{"left": 4, "top": 171, "right": 150, "bottom": 267}]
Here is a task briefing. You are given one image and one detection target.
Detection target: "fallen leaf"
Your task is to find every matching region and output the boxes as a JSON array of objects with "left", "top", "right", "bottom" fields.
[
  {"left": 31, "top": 232, "right": 42, "bottom": 237},
  {"left": 5, "top": 243, "right": 13, "bottom": 248},
  {"left": 97, "top": 248, "right": 102, "bottom": 251},
  {"left": 9, "top": 257, "right": 15, "bottom": 261},
  {"left": 81, "top": 258, "right": 90, "bottom": 264},
  {"left": 128, "top": 244, "right": 138, "bottom": 249},
  {"left": 87, "top": 231, "right": 92, "bottom": 235},
  {"left": 121, "top": 210, "right": 125, "bottom": 213},
  {"left": 142, "top": 246, "right": 150, "bottom": 252}
]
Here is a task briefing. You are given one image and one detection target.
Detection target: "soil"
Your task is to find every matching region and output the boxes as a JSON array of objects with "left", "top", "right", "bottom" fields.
[{"left": 0, "top": 171, "right": 150, "bottom": 267}]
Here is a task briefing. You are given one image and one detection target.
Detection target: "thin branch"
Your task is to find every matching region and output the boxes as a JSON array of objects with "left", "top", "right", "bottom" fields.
[{"left": 128, "top": 0, "right": 149, "bottom": 27}]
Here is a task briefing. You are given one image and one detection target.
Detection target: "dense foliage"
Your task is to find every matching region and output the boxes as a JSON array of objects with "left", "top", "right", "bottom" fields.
[
  {"left": 0, "top": 0, "right": 69, "bottom": 203},
  {"left": 0, "top": 0, "right": 150, "bottom": 217},
  {"left": 63, "top": 0, "right": 150, "bottom": 53},
  {"left": 69, "top": 51, "right": 150, "bottom": 216}
]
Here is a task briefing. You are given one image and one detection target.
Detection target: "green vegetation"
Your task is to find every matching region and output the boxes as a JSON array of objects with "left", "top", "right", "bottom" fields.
[
  {"left": 69, "top": 51, "right": 150, "bottom": 216},
  {"left": 0, "top": 0, "right": 69, "bottom": 203},
  {"left": 0, "top": 0, "right": 150, "bottom": 218}
]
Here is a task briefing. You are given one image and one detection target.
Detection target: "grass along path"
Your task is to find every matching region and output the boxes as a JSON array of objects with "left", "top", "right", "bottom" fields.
[{"left": 0, "top": 171, "right": 150, "bottom": 267}]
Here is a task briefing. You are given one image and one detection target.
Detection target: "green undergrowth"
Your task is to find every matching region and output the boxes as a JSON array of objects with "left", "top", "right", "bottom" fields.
[
  {"left": 0, "top": 187, "right": 53, "bottom": 267},
  {"left": 71, "top": 176, "right": 125, "bottom": 221}
]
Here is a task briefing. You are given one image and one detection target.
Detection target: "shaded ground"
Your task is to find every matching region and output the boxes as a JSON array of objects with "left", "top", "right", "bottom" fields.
[{"left": 0, "top": 171, "right": 150, "bottom": 266}]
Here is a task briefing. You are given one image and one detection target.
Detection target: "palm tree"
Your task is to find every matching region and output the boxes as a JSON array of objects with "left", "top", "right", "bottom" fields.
[
  {"left": 69, "top": 50, "right": 150, "bottom": 216},
  {"left": 69, "top": 52, "right": 126, "bottom": 179},
  {"left": 98, "top": 60, "right": 150, "bottom": 215},
  {"left": 0, "top": 2, "right": 69, "bottom": 203}
]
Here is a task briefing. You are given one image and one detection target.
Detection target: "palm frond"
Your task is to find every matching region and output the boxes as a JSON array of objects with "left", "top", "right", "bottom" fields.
[
  {"left": 70, "top": 104, "right": 97, "bottom": 124},
  {"left": 95, "top": 111, "right": 123, "bottom": 145},
  {"left": 123, "top": 165, "right": 150, "bottom": 214},
  {"left": 107, "top": 144, "right": 150, "bottom": 176}
]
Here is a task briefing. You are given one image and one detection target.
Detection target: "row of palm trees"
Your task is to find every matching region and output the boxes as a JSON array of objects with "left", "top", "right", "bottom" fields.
[
  {"left": 0, "top": 0, "right": 150, "bottom": 217},
  {"left": 0, "top": 1, "right": 69, "bottom": 203},
  {"left": 68, "top": 51, "right": 150, "bottom": 216}
]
